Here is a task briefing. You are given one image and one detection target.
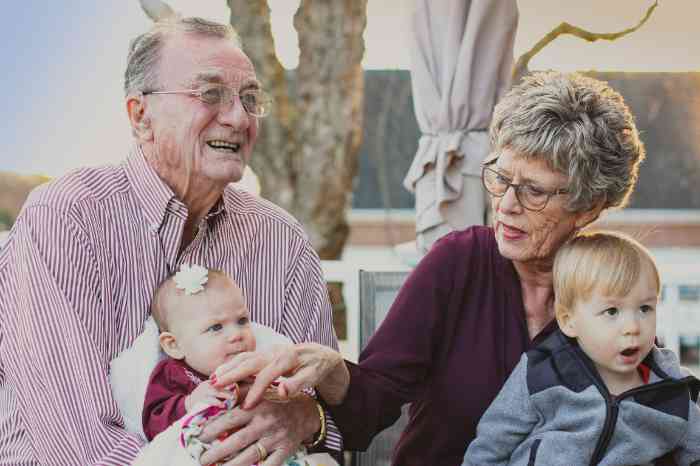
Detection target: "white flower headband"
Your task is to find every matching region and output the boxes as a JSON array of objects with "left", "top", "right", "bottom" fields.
[{"left": 174, "top": 264, "right": 209, "bottom": 295}]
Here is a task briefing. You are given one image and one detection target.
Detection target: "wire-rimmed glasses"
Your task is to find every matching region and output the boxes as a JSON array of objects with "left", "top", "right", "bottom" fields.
[
  {"left": 481, "top": 166, "right": 569, "bottom": 212},
  {"left": 143, "top": 84, "right": 273, "bottom": 118}
]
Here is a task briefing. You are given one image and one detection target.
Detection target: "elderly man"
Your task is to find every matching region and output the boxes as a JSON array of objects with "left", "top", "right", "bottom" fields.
[{"left": 0, "top": 17, "right": 339, "bottom": 466}]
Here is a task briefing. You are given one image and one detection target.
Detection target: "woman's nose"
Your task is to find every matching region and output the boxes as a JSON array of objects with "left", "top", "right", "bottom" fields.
[{"left": 498, "top": 185, "right": 523, "bottom": 214}]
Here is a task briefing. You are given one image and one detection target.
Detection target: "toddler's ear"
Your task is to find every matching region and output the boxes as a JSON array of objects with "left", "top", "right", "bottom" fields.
[
  {"left": 159, "top": 332, "right": 185, "bottom": 360},
  {"left": 557, "top": 311, "right": 578, "bottom": 338}
]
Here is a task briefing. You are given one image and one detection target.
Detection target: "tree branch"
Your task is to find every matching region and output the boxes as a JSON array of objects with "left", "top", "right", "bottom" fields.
[
  {"left": 512, "top": 0, "right": 658, "bottom": 81},
  {"left": 139, "top": 0, "right": 177, "bottom": 22}
]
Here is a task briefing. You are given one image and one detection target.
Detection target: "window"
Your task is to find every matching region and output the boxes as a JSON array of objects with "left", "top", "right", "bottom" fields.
[
  {"left": 680, "top": 335, "right": 700, "bottom": 366},
  {"left": 678, "top": 285, "right": 700, "bottom": 302}
]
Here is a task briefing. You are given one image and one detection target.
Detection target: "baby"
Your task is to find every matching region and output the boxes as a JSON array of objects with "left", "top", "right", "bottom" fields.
[
  {"left": 140, "top": 265, "right": 337, "bottom": 466},
  {"left": 143, "top": 265, "right": 254, "bottom": 439},
  {"left": 463, "top": 231, "right": 700, "bottom": 465}
]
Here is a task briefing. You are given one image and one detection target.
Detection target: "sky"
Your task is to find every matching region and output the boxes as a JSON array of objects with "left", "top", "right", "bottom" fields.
[{"left": 1, "top": 0, "right": 698, "bottom": 177}]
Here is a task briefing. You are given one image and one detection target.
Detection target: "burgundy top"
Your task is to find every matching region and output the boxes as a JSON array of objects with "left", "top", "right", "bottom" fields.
[
  {"left": 328, "top": 226, "right": 557, "bottom": 466},
  {"left": 142, "top": 358, "right": 207, "bottom": 441}
]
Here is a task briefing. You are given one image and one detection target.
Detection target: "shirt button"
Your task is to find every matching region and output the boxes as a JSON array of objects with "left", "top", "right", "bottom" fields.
[{"left": 149, "top": 223, "right": 159, "bottom": 233}]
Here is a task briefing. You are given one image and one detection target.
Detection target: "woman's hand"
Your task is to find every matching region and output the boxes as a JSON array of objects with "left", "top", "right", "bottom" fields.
[{"left": 210, "top": 343, "right": 350, "bottom": 409}]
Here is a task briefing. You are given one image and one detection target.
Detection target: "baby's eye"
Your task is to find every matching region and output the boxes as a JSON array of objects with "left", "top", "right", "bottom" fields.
[
  {"left": 207, "top": 323, "right": 223, "bottom": 332},
  {"left": 237, "top": 316, "right": 249, "bottom": 326},
  {"left": 603, "top": 307, "right": 619, "bottom": 317},
  {"left": 640, "top": 304, "right": 654, "bottom": 313}
]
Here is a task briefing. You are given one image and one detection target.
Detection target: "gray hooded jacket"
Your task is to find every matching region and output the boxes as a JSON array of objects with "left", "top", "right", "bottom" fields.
[{"left": 463, "top": 330, "right": 700, "bottom": 466}]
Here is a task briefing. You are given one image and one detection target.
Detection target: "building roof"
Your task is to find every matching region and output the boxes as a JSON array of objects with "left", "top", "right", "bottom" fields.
[{"left": 353, "top": 71, "right": 700, "bottom": 210}]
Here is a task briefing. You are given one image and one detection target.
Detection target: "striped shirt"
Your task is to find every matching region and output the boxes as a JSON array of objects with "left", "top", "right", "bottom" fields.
[{"left": 0, "top": 147, "right": 340, "bottom": 465}]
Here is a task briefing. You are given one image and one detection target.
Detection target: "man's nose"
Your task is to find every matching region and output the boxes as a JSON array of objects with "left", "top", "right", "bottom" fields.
[{"left": 217, "top": 95, "right": 250, "bottom": 130}]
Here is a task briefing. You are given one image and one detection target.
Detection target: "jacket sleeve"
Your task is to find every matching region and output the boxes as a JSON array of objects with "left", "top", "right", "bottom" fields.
[
  {"left": 674, "top": 396, "right": 700, "bottom": 466},
  {"left": 462, "top": 354, "right": 539, "bottom": 466}
]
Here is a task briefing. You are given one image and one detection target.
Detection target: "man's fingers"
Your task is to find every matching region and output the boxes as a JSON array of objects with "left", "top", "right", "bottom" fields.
[
  {"left": 203, "top": 424, "right": 265, "bottom": 466},
  {"left": 261, "top": 449, "right": 290, "bottom": 466},
  {"left": 198, "top": 408, "right": 251, "bottom": 443}
]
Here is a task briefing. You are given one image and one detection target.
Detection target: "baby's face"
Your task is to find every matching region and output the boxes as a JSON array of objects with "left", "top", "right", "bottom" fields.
[
  {"left": 166, "top": 279, "right": 256, "bottom": 376},
  {"left": 560, "top": 260, "right": 658, "bottom": 392}
]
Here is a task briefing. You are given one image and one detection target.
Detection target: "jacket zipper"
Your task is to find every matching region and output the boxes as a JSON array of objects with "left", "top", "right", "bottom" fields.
[{"left": 588, "top": 376, "right": 698, "bottom": 465}]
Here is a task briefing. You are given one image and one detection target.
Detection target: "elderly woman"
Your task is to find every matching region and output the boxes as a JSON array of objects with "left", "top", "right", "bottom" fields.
[{"left": 204, "top": 71, "right": 645, "bottom": 466}]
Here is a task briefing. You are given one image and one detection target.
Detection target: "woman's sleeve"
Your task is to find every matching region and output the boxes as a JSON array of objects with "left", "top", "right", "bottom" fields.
[{"left": 326, "top": 233, "right": 461, "bottom": 450}]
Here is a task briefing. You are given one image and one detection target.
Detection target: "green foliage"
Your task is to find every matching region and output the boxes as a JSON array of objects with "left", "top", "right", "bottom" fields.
[{"left": 0, "top": 209, "right": 15, "bottom": 230}]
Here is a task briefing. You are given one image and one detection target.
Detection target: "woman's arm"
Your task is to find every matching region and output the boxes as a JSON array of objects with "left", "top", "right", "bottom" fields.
[{"left": 212, "top": 231, "right": 463, "bottom": 451}]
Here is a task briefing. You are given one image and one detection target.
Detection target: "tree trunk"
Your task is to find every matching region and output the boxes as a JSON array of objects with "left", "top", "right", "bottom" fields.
[
  {"left": 228, "top": 0, "right": 367, "bottom": 259},
  {"left": 227, "top": 0, "right": 297, "bottom": 211},
  {"left": 292, "top": 0, "right": 367, "bottom": 259}
]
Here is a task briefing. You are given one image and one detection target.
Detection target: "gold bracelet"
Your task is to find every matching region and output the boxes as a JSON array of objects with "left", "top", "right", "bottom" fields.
[{"left": 303, "top": 399, "right": 327, "bottom": 449}]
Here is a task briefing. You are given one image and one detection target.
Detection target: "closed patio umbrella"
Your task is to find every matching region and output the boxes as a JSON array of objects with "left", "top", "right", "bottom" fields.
[{"left": 404, "top": 0, "right": 518, "bottom": 252}]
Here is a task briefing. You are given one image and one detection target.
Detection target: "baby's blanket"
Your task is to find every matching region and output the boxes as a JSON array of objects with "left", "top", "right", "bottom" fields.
[{"left": 132, "top": 398, "right": 338, "bottom": 466}]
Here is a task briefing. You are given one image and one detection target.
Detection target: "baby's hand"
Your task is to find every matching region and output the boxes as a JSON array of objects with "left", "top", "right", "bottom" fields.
[{"left": 185, "top": 381, "right": 236, "bottom": 412}]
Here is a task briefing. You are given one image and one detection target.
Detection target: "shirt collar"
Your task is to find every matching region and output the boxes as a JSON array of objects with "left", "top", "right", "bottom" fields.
[{"left": 124, "top": 145, "right": 229, "bottom": 232}]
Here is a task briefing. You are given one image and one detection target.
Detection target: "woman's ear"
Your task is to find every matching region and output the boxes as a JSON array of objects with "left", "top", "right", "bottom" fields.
[
  {"left": 574, "top": 198, "right": 606, "bottom": 230},
  {"left": 126, "top": 95, "right": 153, "bottom": 142},
  {"left": 159, "top": 332, "right": 185, "bottom": 360}
]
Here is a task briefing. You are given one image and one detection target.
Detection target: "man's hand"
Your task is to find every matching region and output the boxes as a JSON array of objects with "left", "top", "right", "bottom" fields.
[
  {"left": 197, "top": 395, "right": 319, "bottom": 466},
  {"left": 185, "top": 381, "right": 235, "bottom": 412}
]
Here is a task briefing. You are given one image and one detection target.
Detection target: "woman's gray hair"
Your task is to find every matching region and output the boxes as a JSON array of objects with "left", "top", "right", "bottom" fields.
[
  {"left": 124, "top": 17, "right": 242, "bottom": 97},
  {"left": 489, "top": 71, "right": 645, "bottom": 212}
]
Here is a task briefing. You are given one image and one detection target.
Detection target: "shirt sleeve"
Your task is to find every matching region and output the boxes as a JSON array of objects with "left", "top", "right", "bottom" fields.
[
  {"left": 142, "top": 360, "right": 190, "bottom": 442},
  {"left": 326, "top": 232, "right": 461, "bottom": 450},
  {"left": 282, "top": 239, "right": 342, "bottom": 451},
  {"left": 462, "top": 355, "right": 538, "bottom": 466},
  {"left": 1, "top": 205, "right": 144, "bottom": 465}
]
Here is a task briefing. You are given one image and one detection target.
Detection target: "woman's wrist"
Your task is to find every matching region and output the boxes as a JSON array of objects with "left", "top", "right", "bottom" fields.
[{"left": 318, "top": 357, "right": 350, "bottom": 406}]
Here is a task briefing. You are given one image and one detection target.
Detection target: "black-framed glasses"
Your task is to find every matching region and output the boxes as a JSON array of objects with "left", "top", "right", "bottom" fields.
[
  {"left": 481, "top": 166, "right": 569, "bottom": 212},
  {"left": 143, "top": 84, "right": 273, "bottom": 118}
]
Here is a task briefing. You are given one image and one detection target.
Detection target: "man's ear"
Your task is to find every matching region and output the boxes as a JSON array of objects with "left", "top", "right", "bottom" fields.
[
  {"left": 159, "top": 332, "right": 185, "bottom": 360},
  {"left": 557, "top": 310, "right": 578, "bottom": 338},
  {"left": 126, "top": 95, "right": 153, "bottom": 142}
]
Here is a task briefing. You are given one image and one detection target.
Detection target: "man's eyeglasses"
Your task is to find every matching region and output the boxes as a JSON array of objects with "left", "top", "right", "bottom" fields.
[
  {"left": 143, "top": 84, "right": 273, "bottom": 118},
  {"left": 481, "top": 166, "right": 569, "bottom": 212}
]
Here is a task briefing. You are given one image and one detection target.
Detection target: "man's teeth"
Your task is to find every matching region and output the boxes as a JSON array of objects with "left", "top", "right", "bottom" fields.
[{"left": 208, "top": 140, "right": 241, "bottom": 152}]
